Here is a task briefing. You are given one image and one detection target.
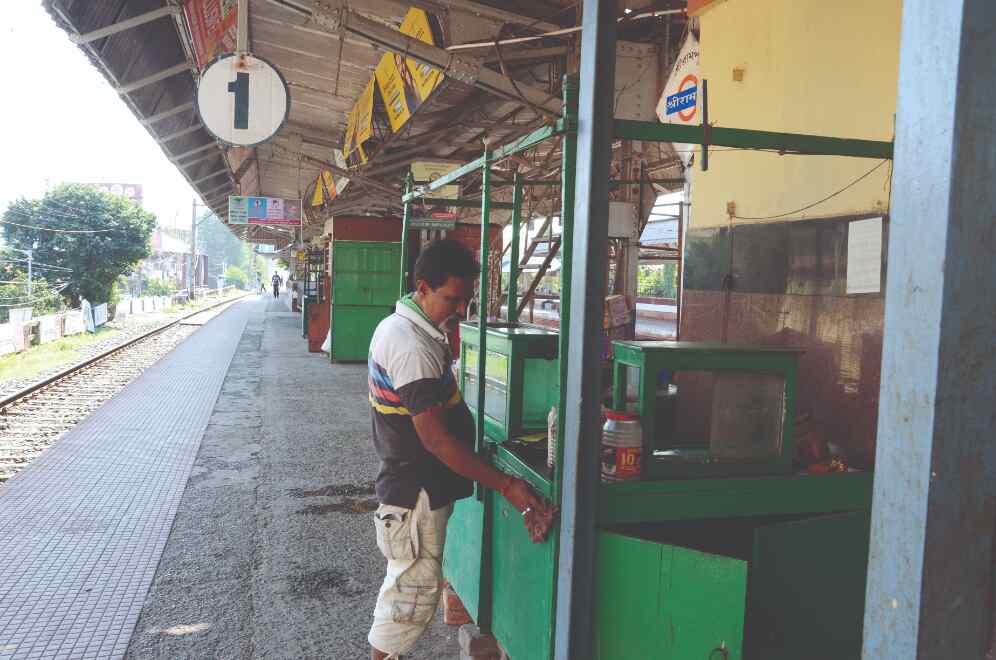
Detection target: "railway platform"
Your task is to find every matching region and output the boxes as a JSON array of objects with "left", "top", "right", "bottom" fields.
[{"left": 0, "top": 295, "right": 458, "bottom": 659}]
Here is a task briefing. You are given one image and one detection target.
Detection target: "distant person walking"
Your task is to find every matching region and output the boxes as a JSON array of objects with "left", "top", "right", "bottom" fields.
[{"left": 271, "top": 273, "right": 282, "bottom": 299}]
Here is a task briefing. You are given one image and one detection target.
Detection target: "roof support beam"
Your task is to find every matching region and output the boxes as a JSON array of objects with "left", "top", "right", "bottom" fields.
[
  {"left": 414, "top": 0, "right": 560, "bottom": 31},
  {"left": 141, "top": 101, "right": 195, "bottom": 126},
  {"left": 309, "top": 7, "right": 561, "bottom": 116},
  {"left": 158, "top": 123, "right": 204, "bottom": 144},
  {"left": 191, "top": 169, "right": 231, "bottom": 185},
  {"left": 201, "top": 181, "right": 233, "bottom": 197},
  {"left": 116, "top": 61, "right": 193, "bottom": 95},
  {"left": 176, "top": 151, "right": 222, "bottom": 170},
  {"left": 69, "top": 6, "right": 181, "bottom": 45},
  {"left": 173, "top": 142, "right": 219, "bottom": 161}
]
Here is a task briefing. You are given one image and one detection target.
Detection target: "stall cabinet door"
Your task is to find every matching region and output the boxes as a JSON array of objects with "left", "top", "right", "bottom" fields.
[
  {"left": 330, "top": 241, "right": 400, "bottom": 361},
  {"left": 443, "top": 496, "right": 485, "bottom": 623},
  {"left": 490, "top": 493, "right": 557, "bottom": 660},
  {"left": 331, "top": 241, "right": 400, "bottom": 306},
  {"left": 597, "top": 531, "right": 747, "bottom": 659},
  {"left": 747, "top": 511, "right": 870, "bottom": 660}
]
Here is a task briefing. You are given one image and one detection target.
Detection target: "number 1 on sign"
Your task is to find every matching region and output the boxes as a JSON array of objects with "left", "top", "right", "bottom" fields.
[{"left": 228, "top": 72, "right": 249, "bottom": 130}]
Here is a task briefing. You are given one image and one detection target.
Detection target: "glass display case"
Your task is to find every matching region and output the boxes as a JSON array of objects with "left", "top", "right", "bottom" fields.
[
  {"left": 611, "top": 341, "right": 801, "bottom": 478},
  {"left": 459, "top": 323, "right": 560, "bottom": 443}
]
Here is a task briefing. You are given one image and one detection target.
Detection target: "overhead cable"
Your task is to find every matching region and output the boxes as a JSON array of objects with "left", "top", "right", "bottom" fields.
[
  {"left": 731, "top": 160, "right": 890, "bottom": 221},
  {"left": 0, "top": 217, "right": 117, "bottom": 234}
]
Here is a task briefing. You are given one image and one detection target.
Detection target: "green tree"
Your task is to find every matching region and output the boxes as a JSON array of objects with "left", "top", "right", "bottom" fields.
[
  {"left": 144, "top": 277, "right": 177, "bottom": 296},
  {"left": 637, "top": 263, "right": 678, "bottom": 298},
  {"left": 197, "top": 212, "right": 248, "bottom": 280},
  {"left": 2, "top": 184, "right": 155, "bottom": 305},
  {"left": 223, "top": 265, "right": 249, "bottom": 289}
]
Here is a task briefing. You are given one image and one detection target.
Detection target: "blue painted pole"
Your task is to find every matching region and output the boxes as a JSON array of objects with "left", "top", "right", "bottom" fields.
[
  {"left": 863, "top": 1, "right": 996, "bottom": 657},
  {"left": 553, "top": 1, "right": 616, "bottom": 658}
]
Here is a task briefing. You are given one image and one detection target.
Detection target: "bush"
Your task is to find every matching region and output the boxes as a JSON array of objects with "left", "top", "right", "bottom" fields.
[
  {"left": 0, "top": 274, "right": 66, "bottom": 323},
  {"left": 144, "top": 277, "right": 177, "bottom": 296},
  {"left": 637, "top": 263, "right": 678, "bottom": 299},
  {"left": 224, "top": 265, "right": 249, "bottom": 289}
]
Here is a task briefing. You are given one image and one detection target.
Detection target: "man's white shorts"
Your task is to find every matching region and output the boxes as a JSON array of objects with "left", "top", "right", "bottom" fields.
[{"left": 368, "top": 489, "right": 453, "bottom": 658}]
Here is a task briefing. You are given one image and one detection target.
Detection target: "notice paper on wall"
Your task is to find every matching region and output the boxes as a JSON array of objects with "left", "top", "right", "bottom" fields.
[{"left": 846, "top": 217, "right": 883, "bottom": 294}]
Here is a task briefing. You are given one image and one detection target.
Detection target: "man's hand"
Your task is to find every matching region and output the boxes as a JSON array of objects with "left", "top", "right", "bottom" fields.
[
  {"left": 411, "top": 410, "right": 557, "bottom": 542},
  {"left": 500, "top": 476, "right": 557, "bottom": 543}
]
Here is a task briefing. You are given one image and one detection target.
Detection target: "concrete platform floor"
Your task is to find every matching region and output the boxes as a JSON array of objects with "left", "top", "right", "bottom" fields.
[{"left": 126, "top": 295, "right": 460, "bottom": 659}]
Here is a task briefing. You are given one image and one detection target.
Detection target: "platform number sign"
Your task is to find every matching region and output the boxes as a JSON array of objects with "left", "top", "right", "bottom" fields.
[
  {"left": 228, "top": 71, "right": 249, "bottom": 130},
  {"left": 197, "top": 53, "right": 289, "bottom": 147}
]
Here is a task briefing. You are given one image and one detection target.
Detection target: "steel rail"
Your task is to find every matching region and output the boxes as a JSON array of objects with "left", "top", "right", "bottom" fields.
[{"left": 0, "top": 292, "right": 249, "bottom": 410}]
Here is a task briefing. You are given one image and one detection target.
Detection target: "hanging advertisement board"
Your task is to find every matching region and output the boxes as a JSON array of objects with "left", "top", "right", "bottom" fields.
[
  {"left": 183, "top": 0, "right": 238, "bottom": 70},
  {"left": 229, "top": 196, "right": 303, "bottom": 226},
  {"left": 375, "top": 51, "right": 417, "bottom": 133},
  {"left": 342, "top": 7, "right": 444, "bottom": 152},
  {"left": 400, "top": 9, "right": 444, "bottom": 102},
  {"left": 344, "top": 79, "right": 374, "bottom": 166},
  {"left": 655, "top": 33, "right": 700, "bottom": 166}
]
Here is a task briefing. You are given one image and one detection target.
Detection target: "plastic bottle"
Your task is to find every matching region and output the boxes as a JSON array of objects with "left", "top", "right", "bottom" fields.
[{"left": 601, "top": 411, "right": 643, "bottom": 482}]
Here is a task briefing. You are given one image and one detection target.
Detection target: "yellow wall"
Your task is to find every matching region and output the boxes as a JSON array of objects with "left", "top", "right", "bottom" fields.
[{"left": 690, "top": 0, "right": 902, "bottom": 229}]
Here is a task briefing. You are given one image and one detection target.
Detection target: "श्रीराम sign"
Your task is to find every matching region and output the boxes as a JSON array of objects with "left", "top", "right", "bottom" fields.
[{"left": 228, "top": 196, "right": 302, "bottom": 226}]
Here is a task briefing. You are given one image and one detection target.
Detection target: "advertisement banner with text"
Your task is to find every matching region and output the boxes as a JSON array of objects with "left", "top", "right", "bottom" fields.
[
  {"left": 229, "top": 196, "right": 303, "bottom": 226},
  {"left": 183, "top": 0, "right": 237, "bottom": 69}
]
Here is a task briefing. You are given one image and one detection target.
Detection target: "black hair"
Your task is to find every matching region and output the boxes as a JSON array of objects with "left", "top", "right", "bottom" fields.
[{"left": 414, "top": 238, "right": 480, "bottom": 290}]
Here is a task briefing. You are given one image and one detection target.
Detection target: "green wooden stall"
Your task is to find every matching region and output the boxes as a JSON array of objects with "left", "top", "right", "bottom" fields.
[
  {"left": 329, "top": 240, "right": 400, "bottom": 362},
  {"left": 393, "top": 77, "right": 890, "bottom": 659}
]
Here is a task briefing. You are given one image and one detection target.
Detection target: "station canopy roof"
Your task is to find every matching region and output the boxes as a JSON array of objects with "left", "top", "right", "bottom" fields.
[{"left": 44, "top": 0, "right": 686, "bottom": 254}]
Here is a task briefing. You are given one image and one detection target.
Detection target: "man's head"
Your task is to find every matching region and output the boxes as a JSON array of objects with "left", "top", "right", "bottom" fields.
[{"left": 413, "top": 239, "right": 479, "bottom": 331}]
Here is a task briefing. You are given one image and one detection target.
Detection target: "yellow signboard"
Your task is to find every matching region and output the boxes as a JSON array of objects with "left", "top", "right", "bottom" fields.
[
  {"left": 400, "top": 8, "right": 444, "bottom": 102},
  {"left": 411, "top": 160, "right": 462, "bottom": 199},
  {"left": 310, "top": 171, "right": 337, "bottom": 207},
  {"left": 344, "top": 78, "right": 374, "bottom": 162},
  {"left": 375, "top": 51, "right": 416, "bottom": 133},
  {"left": 342, "top": 8, "right": 444, "bottom": 144}
]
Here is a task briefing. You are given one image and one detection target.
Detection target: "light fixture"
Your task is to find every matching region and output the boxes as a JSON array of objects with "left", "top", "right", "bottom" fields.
[{"left": 624, "top": 7, "right": 633, "bottom": 14}]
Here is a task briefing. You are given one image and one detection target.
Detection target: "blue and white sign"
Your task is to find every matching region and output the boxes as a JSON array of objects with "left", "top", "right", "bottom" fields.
[
  {"left": 666, "top": 84, "right": 697, "bottom": 117},
  {"left": 655, "top": 33, "right": 700, "bottom": 167}
]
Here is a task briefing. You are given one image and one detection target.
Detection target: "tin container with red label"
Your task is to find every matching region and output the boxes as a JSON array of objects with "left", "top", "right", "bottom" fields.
[{"left": 601, "top": 410, "right": 643, "bottom": 482}]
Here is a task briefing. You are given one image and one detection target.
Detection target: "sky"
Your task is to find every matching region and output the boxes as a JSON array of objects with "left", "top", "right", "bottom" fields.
[{"left": 0, "top": 3, "right": 199, "bottom": 231}]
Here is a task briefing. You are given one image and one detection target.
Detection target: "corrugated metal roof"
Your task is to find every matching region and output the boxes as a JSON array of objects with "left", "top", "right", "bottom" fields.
[{"left": 43, "top": 0, "right": 689, "bottom": 252}]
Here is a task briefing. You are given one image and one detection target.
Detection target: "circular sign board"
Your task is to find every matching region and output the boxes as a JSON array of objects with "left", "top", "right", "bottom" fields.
[{"left": 196, "top": 52, "right": 290, "bottom": 147}]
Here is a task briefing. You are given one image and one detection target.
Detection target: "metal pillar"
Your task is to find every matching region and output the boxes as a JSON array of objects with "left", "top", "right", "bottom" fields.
[
  {"left": 476, "top": 150, "right": 492, "bottom": 460},
  {"left": 399, "top": 174, "right": 413, "bottom": 296},
  {"left": 863, "top": 1, "right": 996, "bottom": 658},
  {"left": 553, "top": 1, "right": 616, "bottom": 657},
  {"left": 507, "top": 171, "right": 523, "bottom": 322},
  {"left": 188, "top": 199, "right": 197, "bottom": 294},
  {"left": 476, "top": 148, "right": 494, "bottom": 634}
]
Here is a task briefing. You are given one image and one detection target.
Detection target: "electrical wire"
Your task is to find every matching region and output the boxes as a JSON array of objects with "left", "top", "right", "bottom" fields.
[
  {"left": 0, "top": 217, "right": 117, "bottom": 234},
  {"left": 0, "top": 283, "right": 70, "bottom": 306},
  {"left": 0, "top": 258, "right": 74, "bottom": 272},
  {"left": 732, "top": 159, "right": 890, "bottom": 221}
]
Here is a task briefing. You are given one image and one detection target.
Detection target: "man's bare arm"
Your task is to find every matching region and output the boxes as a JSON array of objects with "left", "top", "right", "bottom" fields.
[{"left": 412, "top": 407, "right": 556, "bottom": 541}]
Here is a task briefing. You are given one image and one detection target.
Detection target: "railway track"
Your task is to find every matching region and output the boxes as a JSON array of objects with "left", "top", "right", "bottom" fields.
[{"left": 0, "top": 294, "right": 249, "bottom": 484}]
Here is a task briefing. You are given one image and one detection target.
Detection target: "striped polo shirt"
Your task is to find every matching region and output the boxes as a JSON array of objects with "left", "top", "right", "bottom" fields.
[{"left": 367, "top": 295, "right": 474, "bottom": 510}]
